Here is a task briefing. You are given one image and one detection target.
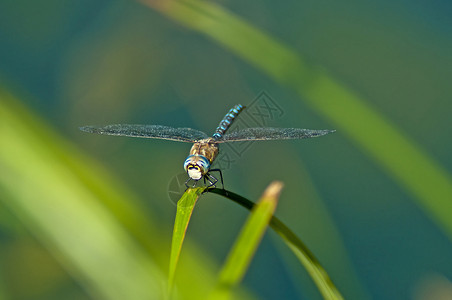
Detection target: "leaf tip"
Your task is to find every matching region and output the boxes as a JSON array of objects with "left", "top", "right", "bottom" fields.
[{"left": 262, "top": 181, "right": 284, "bottom": 200}]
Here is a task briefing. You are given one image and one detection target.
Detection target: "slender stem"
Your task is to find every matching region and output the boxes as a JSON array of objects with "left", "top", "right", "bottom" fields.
[
  {"left": 208, "top": 188, "right": 319, "bottom": 265},
  {"left": 208, "top": 188, "right": 343, "bottom": 300}
]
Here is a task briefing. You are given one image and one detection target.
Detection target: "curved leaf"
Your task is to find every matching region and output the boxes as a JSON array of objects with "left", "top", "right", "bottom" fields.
[{"left": 209, "top": 188, "right": 344, "bottom": 300}]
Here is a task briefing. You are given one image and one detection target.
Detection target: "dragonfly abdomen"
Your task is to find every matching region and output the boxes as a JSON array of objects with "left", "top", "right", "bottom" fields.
[{"left": 212, "top": 104, "right": 245, "bottom": 139}]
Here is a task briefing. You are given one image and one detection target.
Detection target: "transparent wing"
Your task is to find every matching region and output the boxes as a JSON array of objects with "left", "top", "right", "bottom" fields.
[
  {"left": 215, "top": 127, "right": 335, "bottom": 143},
  {"left": 79, "top": 124, "right": 209, "bottom": 143}
]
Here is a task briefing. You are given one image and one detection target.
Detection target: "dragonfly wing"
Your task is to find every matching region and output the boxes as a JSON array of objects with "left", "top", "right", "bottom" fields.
[
  {"left": 80, "top": 124, "right": 209, "bottom": 142},
  {"left": 215, "top": 127, "right": 335, "bottom": 142}
]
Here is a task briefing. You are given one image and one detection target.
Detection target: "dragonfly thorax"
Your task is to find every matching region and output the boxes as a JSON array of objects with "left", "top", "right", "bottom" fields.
[
  {"left": 189, "top": 138, "right": 219, "bottom": 162},
  {"left": 183, "top": 139, "right": 219, "bottom": 180}
]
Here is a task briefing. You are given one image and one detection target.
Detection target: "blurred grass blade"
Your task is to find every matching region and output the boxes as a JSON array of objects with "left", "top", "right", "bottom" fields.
[
  {"left": 209, "top": 182, "right": 283, "bottom": 300},
  {"left": 270, "top": 214, "right": 344, "bottom": 300},
  {"left": 0, "top": 90, "right": 166, "bottom": 299},
  {"left": 0, "top": 272, "right": 7, "bottom": 300},
  {"left": 209, "top": 188, "right": 344, "bottom": 300},
  {"left": 0, "top": 89, "right": 255, "bottom": 300},
  {"left": 168, "top": 187, "right": 205, "bottom": 294},
  {"left": 140, "top": 0, "right": 452, "bottom": 242}
]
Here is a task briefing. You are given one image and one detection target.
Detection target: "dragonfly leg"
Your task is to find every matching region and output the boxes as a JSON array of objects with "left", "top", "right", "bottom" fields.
[
  {"left": 204, "top": 172, "right": 218, "bottom": 188},
  {"left": 184, "top": 177, "right": 191, "bottom": 189},
  {"left": 184, "top": 177, "right": 198, "bottom": 189},
  {"left": 207, "top": 169, "right": 224, "bottom": 189},
  {"left": 203, "top": 175, "right": 216, "bottom": 187},
  {"left": 185, "top": 170, "right": 223, "bottom": 189}
]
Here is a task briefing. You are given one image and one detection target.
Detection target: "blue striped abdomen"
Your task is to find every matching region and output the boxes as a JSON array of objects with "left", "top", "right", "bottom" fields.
[{"left": 212, "top": 104, "right": 245, "bottom": 140}]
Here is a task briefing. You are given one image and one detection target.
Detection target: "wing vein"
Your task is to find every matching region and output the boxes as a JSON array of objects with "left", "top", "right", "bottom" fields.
[
  {"left": 79, "top": 124, "right": 209, "bottom": 142},
  {"left": 215, "top": 128, "right": 335, "bottom": 143}
]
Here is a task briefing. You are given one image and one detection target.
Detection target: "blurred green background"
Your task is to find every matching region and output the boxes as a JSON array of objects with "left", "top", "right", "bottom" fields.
[{"left": 1, "top": 0, "right": 452, "bottom": 299}]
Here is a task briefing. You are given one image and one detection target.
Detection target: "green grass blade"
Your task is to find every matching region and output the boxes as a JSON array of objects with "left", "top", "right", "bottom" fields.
[
  {"left": 209, "top": 188, "right": 344, "bottom": 300},
  {"left": 168, "top": 187, "right": 206, "bottom": 295},
  {"left": 0, "top": 90, "right": 166, "bottom": 299},
  {"left": 209, "top": 182, "right": 283, "bottom": 300},
  {"left": 140, "top": 0, "right": 452, "bottom": 243}
]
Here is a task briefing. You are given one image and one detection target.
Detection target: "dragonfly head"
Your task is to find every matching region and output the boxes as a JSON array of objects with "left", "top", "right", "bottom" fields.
[{"left": 184, "top": 155, "right": 210, "bottom": 180}]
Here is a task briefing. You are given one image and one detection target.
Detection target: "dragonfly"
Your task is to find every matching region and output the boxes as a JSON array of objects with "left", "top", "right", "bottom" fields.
[{"left": 80, "top": 104, "right": 335, "bottom": 188}]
